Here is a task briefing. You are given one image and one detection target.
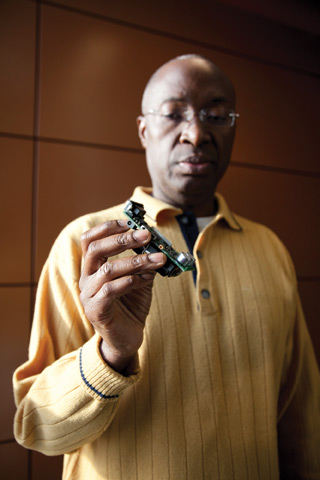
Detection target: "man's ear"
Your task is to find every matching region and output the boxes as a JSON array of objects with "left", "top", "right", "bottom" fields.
[{"left": 137, "top": 115, "right": 147, "bottom": 149}]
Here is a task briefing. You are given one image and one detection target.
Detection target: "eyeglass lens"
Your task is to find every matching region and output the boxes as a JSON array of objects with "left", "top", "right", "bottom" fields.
[{"left": 158, "top": 101, "right": 236, "bottom": 126}]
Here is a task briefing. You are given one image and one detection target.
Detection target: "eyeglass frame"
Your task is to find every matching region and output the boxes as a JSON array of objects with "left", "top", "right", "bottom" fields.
[{"left": 143, "top": 107, "right": 240, "bottom": 128}]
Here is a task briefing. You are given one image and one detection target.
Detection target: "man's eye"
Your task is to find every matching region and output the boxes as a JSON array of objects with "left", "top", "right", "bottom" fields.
[
  {"left": 164, "top": 112, "right": 183, "bottom": 121},
  {"left": 206, "top": 113, "right": 227, "bottom": 124}
]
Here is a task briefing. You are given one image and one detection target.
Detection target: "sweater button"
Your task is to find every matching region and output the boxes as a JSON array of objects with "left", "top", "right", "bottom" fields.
[
  {"left": 197, "top": 250, "right": 203, "bottom": 259},
  {"left": 180, "top": 215, "right": 189, "bottom": 225},
  {"left": 201, "top": 289, "right": 210, "bottom": 299}
]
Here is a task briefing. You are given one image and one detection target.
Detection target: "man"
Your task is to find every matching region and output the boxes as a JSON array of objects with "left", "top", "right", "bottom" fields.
[{"left": 13, "top": 54, "right": 320, "bottom": 479}]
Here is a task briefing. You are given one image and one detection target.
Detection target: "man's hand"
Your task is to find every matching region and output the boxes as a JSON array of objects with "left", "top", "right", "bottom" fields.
[{"left": 79, "top": 219, "right": 166, "bottom": 374}]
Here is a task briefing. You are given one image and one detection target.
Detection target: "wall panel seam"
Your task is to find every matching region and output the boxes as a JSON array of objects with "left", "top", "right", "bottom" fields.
[
  {"left": 1, "top": 131, "right": 320, "bottom": 179},
  {"left": 28, "top": 1, "right": 42, "bottom": 475},
  {"left": 30, "top": 0, "right": 42, "bottom": 289},
  {"left": 298, "top": 277, "right": 320, "bottom": 282},
  {"left": 33, "top": 0, "right": 320, "bottom": 79},
  {"left": 0, "top": 438, "right": 16, "bottom": 445},
  {"left": 229, "top": 162, "right": 320, "bottom": 179}
]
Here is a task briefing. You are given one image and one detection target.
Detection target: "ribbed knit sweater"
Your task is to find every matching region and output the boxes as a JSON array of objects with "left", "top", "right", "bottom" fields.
[{"left": 13, "top": 187, "right": 320, "bottom": 479}]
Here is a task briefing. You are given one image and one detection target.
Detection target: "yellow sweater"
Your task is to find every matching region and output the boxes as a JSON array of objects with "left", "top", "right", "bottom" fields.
[{"left": 13, "top": 187, "right": 320, "bottom": 479}]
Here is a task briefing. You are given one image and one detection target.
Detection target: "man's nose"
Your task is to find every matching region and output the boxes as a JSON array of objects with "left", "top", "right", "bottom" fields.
[{"left": 179, "top": 117, "right": 211, "bottom": 146}]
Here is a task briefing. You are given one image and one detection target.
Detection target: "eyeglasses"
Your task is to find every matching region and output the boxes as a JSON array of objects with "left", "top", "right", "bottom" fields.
[{"left": 144, "top": 103, "right": 240, "bottom": 128}]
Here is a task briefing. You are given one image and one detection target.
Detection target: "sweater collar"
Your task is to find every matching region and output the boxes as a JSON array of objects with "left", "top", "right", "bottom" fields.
[
  {"left": 214, "top": 192, "right": 242, "bottom": 231},
  {"left": 130, "top": 186, "right": 242, "bottom": 231}
]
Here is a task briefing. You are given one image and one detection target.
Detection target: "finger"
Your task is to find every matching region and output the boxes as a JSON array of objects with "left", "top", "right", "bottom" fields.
[
  {"left": 83, "top": 228, "right": 152, "bottom": 276},
  {"left": 92, "top": 273, "right": 155, "bottom": 310},
  {"left": 82, "top": 252, "right": 166, "bottom": 298},
  {"left": 80, "top": 219, "right": 129, "bottom": 256}
]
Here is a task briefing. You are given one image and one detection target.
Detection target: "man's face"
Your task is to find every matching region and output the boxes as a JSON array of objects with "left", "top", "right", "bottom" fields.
[{"left": 137, "top": 58, "right": 237, "bottom": 214}]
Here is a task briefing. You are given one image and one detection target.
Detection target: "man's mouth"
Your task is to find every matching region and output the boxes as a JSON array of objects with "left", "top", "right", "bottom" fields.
[{"left": 176, "top": 154, "right": 216, "bottom": 175}]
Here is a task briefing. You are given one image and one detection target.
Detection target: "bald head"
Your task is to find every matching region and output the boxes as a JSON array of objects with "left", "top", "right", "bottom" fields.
[{"left": 141, "top": 54, "right": 235, "bottom": 114}]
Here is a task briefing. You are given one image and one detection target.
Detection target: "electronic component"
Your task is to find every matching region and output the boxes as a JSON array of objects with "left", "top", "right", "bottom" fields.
[{"left": 124, "top": 200, "right": 195, "bottom": 277}]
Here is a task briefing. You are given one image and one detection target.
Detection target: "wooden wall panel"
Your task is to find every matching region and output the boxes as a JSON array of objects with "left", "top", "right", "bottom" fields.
[
  {"left": 218, "top": 0, "right": 320, "bottom": 35},
  {"left": 0, "top": 442, "right": 28, "bottom": 479},
  {"left": 0, "top": 0, "right": 35, "bottom": 135},
  {"left": 39, "top": 4, "right": 319, "bottom": 174},
  {"left": 0, "top": 288, "right": 30, "bottom": 440},
  {"left": 36, "top": 142, "right": 149, "bottom": 278},
  {"left": 219, "top": 165, "right": 320, "bottom": 277},
  {"left": 0, "top": 138, "right": 33, "bottom": 283},
  {"left": 229, "top": 65, "right": 320, "bottom": 174},
  {"left": 298, "top": 280, "right": 320, "bottom": 364},
  {"left": 31, "top": 451, "right": 63, "bottom": 480},
  {"left": 54, "top": 0, "right": 320, "bottom": 74},
  {"left": 39, "top": 4, "right": 181, "bottom": 148}
]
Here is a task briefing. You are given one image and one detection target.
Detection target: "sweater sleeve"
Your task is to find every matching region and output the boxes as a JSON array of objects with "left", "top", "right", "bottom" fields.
[
  {"left": 13, "top": 222, "right": 140, "bottom": 456},
  {"left": 277, "top": 290, "right": 320, "bottom": 479}
]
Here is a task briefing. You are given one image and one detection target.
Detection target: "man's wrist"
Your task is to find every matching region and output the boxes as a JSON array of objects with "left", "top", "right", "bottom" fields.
[{"left": 99, "top": 339, "right": 138, "bottom": 376}]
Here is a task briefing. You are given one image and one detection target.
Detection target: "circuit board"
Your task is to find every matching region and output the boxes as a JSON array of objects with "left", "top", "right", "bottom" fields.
[{"left": 123, "top": 200, "right": 195, "bottom": 277}]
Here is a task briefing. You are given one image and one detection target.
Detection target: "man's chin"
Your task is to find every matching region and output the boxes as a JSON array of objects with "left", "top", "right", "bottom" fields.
[
  {"left": 177, "top": 173, "right": 217, "bottom": 193},
  {"left": 168, "top": 176, "right": 217, "bottom": 207}
]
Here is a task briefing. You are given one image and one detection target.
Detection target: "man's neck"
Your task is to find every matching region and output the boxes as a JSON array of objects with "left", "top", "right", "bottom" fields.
[
  {"left": 151, "top": 189, "right": 217, "bottom": 217},
  {"left": 187, "top": 199, "right": 217, "bottom": 217}
]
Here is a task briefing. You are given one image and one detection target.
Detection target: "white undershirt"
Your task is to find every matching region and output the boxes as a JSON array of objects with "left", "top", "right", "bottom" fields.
[{"left": 196, "top": 216, "right": 214, "bottom": 232}]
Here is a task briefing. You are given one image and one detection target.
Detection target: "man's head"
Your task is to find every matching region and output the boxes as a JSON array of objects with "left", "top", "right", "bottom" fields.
[{"left": 137, "top": 54, "right": 237, "bottom": 216}]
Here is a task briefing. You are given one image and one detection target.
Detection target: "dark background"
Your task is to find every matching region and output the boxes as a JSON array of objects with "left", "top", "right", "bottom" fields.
[{"left": 1, "top": 0, "right": 319, "bottom": 477}]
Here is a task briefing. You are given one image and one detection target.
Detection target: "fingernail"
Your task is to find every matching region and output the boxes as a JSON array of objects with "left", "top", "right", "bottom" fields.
[
  {"left": 117, "top": 219, "right": 128, "bottom": 227},
  {"left": 148, "top": 252, "right": 165, "bottom": 263},
  {"left": 133, "top": 229, "right": 149, "bottom": 241}
]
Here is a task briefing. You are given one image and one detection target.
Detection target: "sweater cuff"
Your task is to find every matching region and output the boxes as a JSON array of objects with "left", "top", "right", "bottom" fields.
[{"left": 78, "top": 334, "right": 140, "bottom": 401}]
